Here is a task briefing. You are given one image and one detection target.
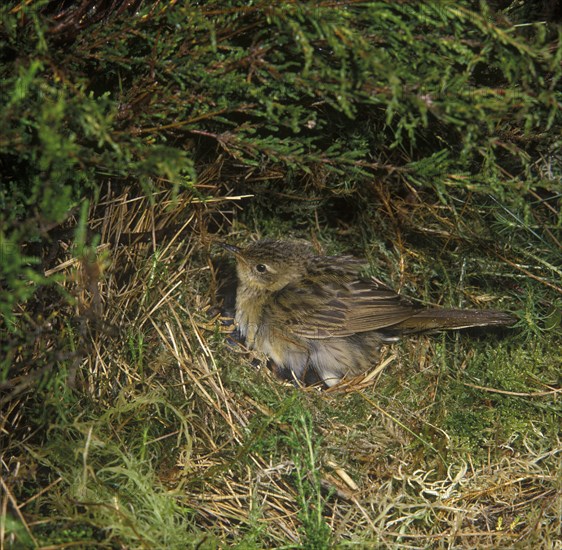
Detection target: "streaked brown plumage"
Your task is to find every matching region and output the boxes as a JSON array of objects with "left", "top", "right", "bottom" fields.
[{"left": 222, "top": 239, "right": 515, "bottom": 387}]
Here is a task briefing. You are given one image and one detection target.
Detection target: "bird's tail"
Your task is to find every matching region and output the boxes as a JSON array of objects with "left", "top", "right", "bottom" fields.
[{"left": 391, "top": 308, "right": 516, "bottom": 333}]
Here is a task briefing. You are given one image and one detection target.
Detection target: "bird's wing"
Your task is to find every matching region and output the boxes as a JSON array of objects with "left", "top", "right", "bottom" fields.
[{"left": 267, "top": 276, "right": 420, "bottom": 339}]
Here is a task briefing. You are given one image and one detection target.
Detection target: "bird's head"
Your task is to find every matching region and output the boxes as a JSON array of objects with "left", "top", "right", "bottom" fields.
[{"left": 220, "top": 239, "right": 313, "bottom": 293}]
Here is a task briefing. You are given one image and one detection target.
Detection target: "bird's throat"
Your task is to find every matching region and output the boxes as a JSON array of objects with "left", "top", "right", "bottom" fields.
[{"left": 235, "top": 285, "right": 269, "bottom": 347}]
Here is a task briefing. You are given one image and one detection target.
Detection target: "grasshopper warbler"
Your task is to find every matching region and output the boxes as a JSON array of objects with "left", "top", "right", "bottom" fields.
[{"left": 221, "top": 240, "right": 515, "bottom": 387}]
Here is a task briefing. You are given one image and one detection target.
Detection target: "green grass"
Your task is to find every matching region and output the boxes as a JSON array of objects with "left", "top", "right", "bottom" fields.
[{"left": 3, "top": 189, "right": 560, "bottom": 548}]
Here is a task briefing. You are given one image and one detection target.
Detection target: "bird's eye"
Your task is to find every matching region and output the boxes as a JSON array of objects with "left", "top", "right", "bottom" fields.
[{"left": 255, "top": 264, "right": 267, "bottom": 273}]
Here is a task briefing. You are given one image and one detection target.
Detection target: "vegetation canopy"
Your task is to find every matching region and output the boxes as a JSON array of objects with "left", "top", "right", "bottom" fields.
[{"left": 1, "top": 1, "right": 560, "bottom": 548}]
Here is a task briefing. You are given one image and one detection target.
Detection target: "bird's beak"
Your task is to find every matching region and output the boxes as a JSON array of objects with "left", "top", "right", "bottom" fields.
[
  {"left": 219, "top": 242, "right": 241, "bottom": 255},
  {"left": 219, "top": 243, "right": 248, "bottom": 265}
]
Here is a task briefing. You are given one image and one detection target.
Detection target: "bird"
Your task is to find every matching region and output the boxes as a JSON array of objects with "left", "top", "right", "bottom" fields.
[{"left": 220, "top": 239, "right": 516, "bottom": 387}]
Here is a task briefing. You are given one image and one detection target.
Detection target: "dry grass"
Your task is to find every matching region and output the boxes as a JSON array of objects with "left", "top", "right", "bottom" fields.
[{"left": 1, "top": 178, "right": 561, "bottom": 549}]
